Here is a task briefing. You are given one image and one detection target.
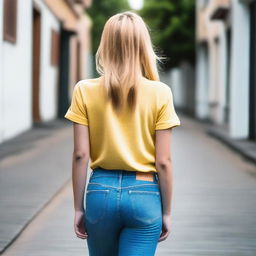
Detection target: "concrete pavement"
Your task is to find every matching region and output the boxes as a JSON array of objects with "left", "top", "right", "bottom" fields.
[
  {"left": 0, "top": 120, "right": 77, "bottom": 254},
  {"left": 1, "top": 115, "right": 256, "bottom": 255}
]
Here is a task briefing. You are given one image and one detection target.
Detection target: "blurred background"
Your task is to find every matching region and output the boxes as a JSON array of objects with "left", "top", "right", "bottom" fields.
[{"left": 0, "top": 0, "right": 256, "bottom": 255}]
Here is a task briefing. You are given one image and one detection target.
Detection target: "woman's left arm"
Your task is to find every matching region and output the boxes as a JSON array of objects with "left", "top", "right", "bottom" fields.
[{"left": 72, "top": 123, "right": 90, "bottom": 239}]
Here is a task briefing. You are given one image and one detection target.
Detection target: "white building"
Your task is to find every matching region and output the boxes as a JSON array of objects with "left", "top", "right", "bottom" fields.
[
  {"left": 0, "top": 0, "right": 92, "bottom": 144},
  {"left": 195, "top": 0, "right": 256, "bottom": 142}
]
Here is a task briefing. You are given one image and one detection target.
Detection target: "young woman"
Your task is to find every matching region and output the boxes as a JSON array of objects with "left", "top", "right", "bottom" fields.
[{"left": 64, "top": 11, "right": 181, "bottom": 256}]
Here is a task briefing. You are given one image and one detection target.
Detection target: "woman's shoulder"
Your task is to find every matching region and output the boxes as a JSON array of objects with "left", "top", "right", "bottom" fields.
[
  {"left": 76, "top": 77, "right": 102, "bottom": 88},
  {"left": 73, "top": 78, "right": 103, "bottom": 96},
  {"left": 141, "top": 77, "right": 172, "bottom": 95}
]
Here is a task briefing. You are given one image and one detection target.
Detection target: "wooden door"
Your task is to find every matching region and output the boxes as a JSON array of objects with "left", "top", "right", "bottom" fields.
[{"left": 32, "top": 7, "right": 41, "bottom": 122}]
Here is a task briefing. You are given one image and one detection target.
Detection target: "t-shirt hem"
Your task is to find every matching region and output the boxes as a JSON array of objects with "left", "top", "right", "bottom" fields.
[
  {"left": 64, "top": 110, "right": 88, "bottom": 126},
  {"left": 155, "top": 120, "right": 181, "bottom": 130}
]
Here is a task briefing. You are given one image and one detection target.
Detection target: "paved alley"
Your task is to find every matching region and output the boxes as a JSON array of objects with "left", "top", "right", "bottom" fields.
[{"left": 1, "top": 115, "right": 256, "bottom": 256}]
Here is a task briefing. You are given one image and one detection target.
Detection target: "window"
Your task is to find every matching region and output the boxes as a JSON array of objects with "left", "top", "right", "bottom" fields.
[
  {"left": 3, "top": 0, "right": 17, "bottom": 43},
  {"left": 51, "top": 29, "right": 59, "bottom": 66}
]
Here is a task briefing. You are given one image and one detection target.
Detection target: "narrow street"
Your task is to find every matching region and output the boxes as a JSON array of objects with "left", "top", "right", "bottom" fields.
[{"left": 1, "top": 115, "right": 256, "bottom": 256}]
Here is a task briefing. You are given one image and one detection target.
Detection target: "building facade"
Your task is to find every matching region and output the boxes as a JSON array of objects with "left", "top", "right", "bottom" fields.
[
  {"left": 196, "top": 0, "right": 256, "bottom": 143},
  {"left": 0, "top": 0, "right": 93, "bottom": 143}
]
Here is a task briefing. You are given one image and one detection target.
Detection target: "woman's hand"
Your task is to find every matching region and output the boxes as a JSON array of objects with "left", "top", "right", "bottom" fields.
[
  {"left": 74, "top": 210, "right": 88, "bottom": 239},
  {"left": 158, "top": 214, "right": 171, "bottom": 242}
]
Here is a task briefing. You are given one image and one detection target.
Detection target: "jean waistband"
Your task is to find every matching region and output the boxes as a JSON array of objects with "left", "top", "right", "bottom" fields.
[{"left": 92, "top": 167, "right": 159, "bottom": 181}]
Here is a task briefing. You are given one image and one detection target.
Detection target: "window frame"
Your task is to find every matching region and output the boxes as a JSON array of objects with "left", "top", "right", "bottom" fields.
[
  {"left": 50, "top": 29, "right": 59, "bottom": 66},
  {"left": 3, "top": 0, "right": 18, "bottom": 44}
]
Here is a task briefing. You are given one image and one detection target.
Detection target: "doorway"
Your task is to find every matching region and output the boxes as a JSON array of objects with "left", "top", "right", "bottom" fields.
[
  {"left": 225, "top": 28, "right": 231, "bottom": 125},
  {"left": 58, "top": 27, "right": 76, "bottom": 118},
  {"left": 32, "top": 7, "right": 41, "bottom": 123}
]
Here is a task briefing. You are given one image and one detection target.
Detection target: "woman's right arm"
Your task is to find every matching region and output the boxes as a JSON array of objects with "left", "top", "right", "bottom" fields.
[{"left": 155, "top": 128, "right": 173, "bottom": 242}]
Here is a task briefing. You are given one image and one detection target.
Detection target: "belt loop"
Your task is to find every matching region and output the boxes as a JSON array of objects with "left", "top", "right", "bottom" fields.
[
  {"left": 119, "top": 170, "right": 122, "bottom": 187},
  {"left": 89, "top": 170, "right": 94, "bottom": 179}
]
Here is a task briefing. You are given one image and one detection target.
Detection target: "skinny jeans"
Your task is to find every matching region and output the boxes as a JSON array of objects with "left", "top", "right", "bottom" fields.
[{"left": 83, "top": 167, "right": 163, "bottom": 256}]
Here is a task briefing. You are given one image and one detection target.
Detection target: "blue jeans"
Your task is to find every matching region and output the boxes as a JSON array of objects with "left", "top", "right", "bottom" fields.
[{"left": 83, "top": 167, "right": 163, "bottom": 256}]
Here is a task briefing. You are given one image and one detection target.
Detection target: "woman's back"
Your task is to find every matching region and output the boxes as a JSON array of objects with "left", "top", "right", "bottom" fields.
[{"left": 64, "top": 76, "right": 180, "bottom": 173}]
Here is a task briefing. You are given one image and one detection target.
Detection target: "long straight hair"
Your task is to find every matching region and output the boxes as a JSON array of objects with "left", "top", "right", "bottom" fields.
[{"left": 96, "top": 11, "right": 163, "bottom": 113}]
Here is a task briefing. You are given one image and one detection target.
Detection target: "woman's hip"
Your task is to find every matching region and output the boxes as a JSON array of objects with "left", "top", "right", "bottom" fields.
[{"left": 84, "top": 167, "right": 162, "bottom": 226}]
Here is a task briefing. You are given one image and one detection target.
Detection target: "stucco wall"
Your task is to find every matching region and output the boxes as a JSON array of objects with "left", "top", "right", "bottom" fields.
[
  {"left": 0, "top": 0, "right": 4, "bottom": 142},
  {"left": 0, "top": 0, "right": 33, "bottom": 142},
  {"left": 229, "top": 0, "right": 250, "bottom": 138},
  {"left": 0, "top": 0, "right": 61, "bottom": 143},
  {"left": 34, "top": 0, "right": 60, "bottom": 121}
]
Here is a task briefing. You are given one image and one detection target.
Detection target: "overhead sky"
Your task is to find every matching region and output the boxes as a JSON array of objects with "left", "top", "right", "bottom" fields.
[{"left": 128, "top": 0, "right": 144, "bottom": 10}]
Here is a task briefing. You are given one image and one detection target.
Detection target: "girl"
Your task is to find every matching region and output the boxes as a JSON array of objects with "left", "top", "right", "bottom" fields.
[{"left": 64, "top": 10, "right": 181, "bottom": 256}]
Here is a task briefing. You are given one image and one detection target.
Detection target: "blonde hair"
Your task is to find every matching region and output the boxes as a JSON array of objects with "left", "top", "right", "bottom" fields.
[{"left": 96, "top": 11, "right": 163, "bottom": 113}]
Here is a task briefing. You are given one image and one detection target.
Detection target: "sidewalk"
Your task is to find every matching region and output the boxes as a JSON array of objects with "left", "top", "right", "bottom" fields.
[
  {"left": 0, "top": 119, "right": 82, "bottom": 254},
  {"left": 1, "top": 114, "right": 256, "bottom": 255},
  {"left": 208, "top": 123, "right": 256, "bottom": 164}
]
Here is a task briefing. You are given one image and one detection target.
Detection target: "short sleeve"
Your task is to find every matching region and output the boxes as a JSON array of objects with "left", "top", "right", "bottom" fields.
[
  {"left": 155, "top": 86, "right": 181, "bottom": 130},
  {"left": 64, "top": 82, "right": 88, "bottom": 126}
]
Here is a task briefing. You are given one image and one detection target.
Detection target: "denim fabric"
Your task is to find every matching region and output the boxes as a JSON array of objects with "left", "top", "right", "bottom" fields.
[{"left": 83, "top": 167, "right": 163, "bottom": 256}]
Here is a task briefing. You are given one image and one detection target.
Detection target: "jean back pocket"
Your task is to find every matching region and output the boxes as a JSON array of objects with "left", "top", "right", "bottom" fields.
[
  {"left": 85, "top": 189, "right": 110, "bottom": 224},
  {"left": 128, "top": 190, "right": 162, "bottom": 224}
]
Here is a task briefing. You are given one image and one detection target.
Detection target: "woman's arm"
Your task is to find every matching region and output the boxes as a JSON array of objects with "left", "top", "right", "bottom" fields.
[
  {"left": 72, "top": 123, "right": 90, "bottom": 211},
  {"left": 155, "top": 128, "right": 173, "bottom": 242},
  {"left": 72, "top": 123, "right": 90, "bottom": 239}
]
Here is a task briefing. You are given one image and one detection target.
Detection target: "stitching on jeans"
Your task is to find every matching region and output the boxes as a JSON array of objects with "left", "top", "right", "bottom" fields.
[
  {"left": 86, "top": 189, "right": 110, "bottom": 193},
  {"left": 90, "top": 175, "right": 117, "bottom": 179},
  {"left": 128, "top": 190, "right": 160, "bottom": 195},
  {"left": 91, "top": 175, "right": 156, "bottom": 179},
  {"left": 130, "top": 191, "right": 162, "bottom": 223},
  {"left": 87, "top": 182, "right": 159, "bottom": 189},
  {"left": 85, "top": 189, "right": 109, "bottom": 224},
  {"left": 91, "top": 174, "right": 158, "bottom": 179}
]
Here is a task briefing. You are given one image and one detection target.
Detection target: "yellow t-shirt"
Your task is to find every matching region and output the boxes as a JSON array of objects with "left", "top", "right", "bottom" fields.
[{"left": 64, "top": 76, "right": 181, "bottom": 173}]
